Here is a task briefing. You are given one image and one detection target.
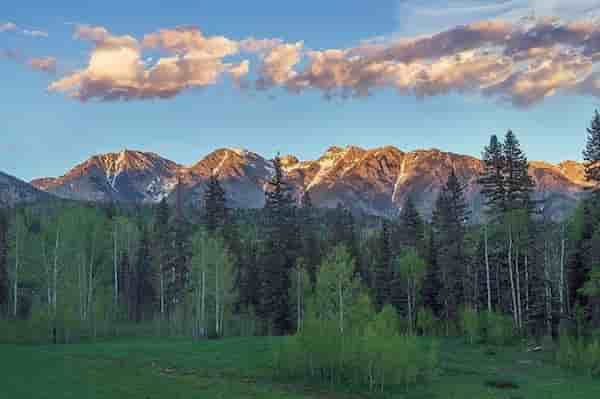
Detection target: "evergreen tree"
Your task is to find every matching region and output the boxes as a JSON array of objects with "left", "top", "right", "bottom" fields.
[
  {"left": 299, "top": 191, "right": 321, "bottom": 288},
  {"left": 258, "top": 155, "right": 298, "bottom": 335},
  {"left": 204, "top": 174, "right": 228, "bottom": 233},
  {"left": 0, "top": 210, "right": 9, "bottom": 316},
  {"left": 168, "top": 217, "right": 191, "bottom": 312},
  {"left": 397, "top": 196, "right": 425, "bottom": 254},
  {"left": 423, "top": 224, "right": 443, "bottom": 316},
  {"left": 479, "top": 134, "right": 506, "bottom": 216},
  {"left": 432, "top": 170, "right": 470, "bottom": 325},
  {"left": 569, "top": 203, "right": 595, "bottom": 311},
  {"left": 330, "top": 204, "right": 362, "bottom": 281},
  {"left": 503, "top": 130, "right": 535, "bottom": 213},
  {"left": 234, "top": 239, "right": 261, "bottom": 312},
  {"left": 133, "top": 226, "right": 156, "bottom": 322},
  {"left": 584, "top": 110, "right": 600, "bottom": 188},
  {"left": 373, "top": 219, "right": 393, "bottom": 310}
]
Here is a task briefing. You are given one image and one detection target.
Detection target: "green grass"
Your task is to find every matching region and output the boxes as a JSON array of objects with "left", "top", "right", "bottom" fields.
[{"left": 1, "top": 337, "right": 600, "bottom": 398}]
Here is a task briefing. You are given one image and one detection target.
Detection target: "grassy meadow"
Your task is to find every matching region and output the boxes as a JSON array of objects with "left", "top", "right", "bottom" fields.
[{"left": 2, "top": 336, "right": 600, "bottom": 399}]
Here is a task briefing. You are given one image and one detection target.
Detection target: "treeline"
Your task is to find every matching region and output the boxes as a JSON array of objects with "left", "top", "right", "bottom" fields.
[{"left": 1, "top": 113, "right": 600, "bottom": 349}]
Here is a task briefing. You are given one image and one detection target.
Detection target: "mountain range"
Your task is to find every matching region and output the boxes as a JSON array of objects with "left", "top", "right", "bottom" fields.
[{"left": 1, "top": 146, "right": 593, "bottom": 220}]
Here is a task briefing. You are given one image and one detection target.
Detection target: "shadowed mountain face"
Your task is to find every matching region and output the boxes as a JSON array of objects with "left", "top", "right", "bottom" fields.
[
  {"left": 29, "top": 146, "right": 594, "bottom": 220},
  {"left": 0, "top": 171, "right": 54, "bottom": 207}
]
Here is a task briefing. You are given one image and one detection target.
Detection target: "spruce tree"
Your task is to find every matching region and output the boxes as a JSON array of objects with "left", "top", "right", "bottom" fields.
[
  {"left": 432, "top": 170, "right": 470, "bottom": 324},
  {"left": 259, "top": 155, "right": 297, "bottom": 335},
  {"left": 133, "top": 226, "right": 155, "bottom": 322},
  {"left": 479, "top": 134, "right": 506, "bottom": 216},
  {"left": 330, "top": 204, "right": 361, "bottom": 280},
  {"left": 300, "top": 191, "right": 320, "bottom": 288},
  {"left": 584, "top": 110, "right": 600, "bottom": 189},
  {"left": 397, "top": 196, "right": 425, "bottom": 253},
  {"left": 423, "top": 224, "right": 443, "bottom": 316},
  {"left": 503, "top": 130, "right": 535, "bottom": 213},
  {"left": 204, "top": 174, "right": 228, "bottom": 233},
  {"left": 374, "top": 219, "right": 393, "bottom": 310}
]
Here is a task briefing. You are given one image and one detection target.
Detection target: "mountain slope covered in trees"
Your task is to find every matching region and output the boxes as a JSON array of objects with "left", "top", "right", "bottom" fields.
[{"left": 0, "top": 172, "right": 54, "bottom": 207}]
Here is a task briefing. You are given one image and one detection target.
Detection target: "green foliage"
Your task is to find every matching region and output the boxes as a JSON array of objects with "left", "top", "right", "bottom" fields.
[
  {"left": 274, "top": 308, "right": 438, "bottom": 393},
  {"left": 416, "top": 307, "right": 438, "bottom": 336},
  {"left": 314, "top": 245, "right": 361, "bottom": 334},
  {"left": 579, "top": 264, "right": 600, "bottom": 299},
  {"left": 557, "top": 333, "right": 600, "bottom": 376},
  {"left": 483, "top": 311, "right": 516, "bottom": 346},
  {"left": 584, "top": 109, "right": 600, "bottom": 185},
  {"left": 459, "top": 307, "right": 480, "bottom": 344}
]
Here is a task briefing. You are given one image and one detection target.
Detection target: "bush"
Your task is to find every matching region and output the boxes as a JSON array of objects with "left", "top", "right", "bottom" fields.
[
  {"left": 416, "top": 307, "right": 437, "bottom": 336},
  {"left": 556, "top": 333, "right": 600, "bottom": 376},
  {"left": 483, "top": 311, "right": 516, "bottom": 346},
  {"left": 274, "top": 309, "right": 438, "bottom": 393},
  {"left": 459, "top": 307, "right": 480, "bottom": 344}
]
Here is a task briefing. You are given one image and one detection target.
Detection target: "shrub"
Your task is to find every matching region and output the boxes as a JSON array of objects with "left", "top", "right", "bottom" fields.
[
  {"left": 556, "top": 333, "right": 600, "bottom": 376},
  {"left": 483, "top": 311, "right": 515, "bottom": 346},
  {"left": 273, "top": 309, "right": 439, "bottom": 393},
  {"left": 416, "top": 307, "right": 437, "bottom": 336},
  {"left": 459, "top": 306, "right": 480, "bottom": 344}
]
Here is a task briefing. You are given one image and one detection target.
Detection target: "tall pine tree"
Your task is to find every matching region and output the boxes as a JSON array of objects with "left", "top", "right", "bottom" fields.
[
  {"left": 373, "top": 219, "right": 393, "bottom": 310},
  {"left": 584, "top": 110, "right": 600, "bottom": 189},
  {"left": 479, "top": 134, "right": 506, "bottom": 216},
  {"left": 431, "top": 169, "right": 470, "bottom": 325},
  {"left": 258, "top": 155, "right": 298, "bottom": 335},
  {"left": 204, "top": 174, "right": 228, "bottom": 233},
  {"left": 503, "top": 130, "right": 535, "bottom": 213}
]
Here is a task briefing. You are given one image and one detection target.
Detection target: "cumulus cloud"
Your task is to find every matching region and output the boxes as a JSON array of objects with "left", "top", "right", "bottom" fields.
[
  {"left": 50, "top": 25, "right": 247, "bottom": 100},
  {"left": 257, "top": 42, "right": 303, "bottom": 89},
  {"left": 44, "top": 16, "right": 600, "bottom": 106}
]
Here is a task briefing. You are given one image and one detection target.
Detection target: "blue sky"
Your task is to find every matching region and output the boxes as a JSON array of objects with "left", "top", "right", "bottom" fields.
[{"left": 2, "top": 0, "right": 600, "bottom": 181}]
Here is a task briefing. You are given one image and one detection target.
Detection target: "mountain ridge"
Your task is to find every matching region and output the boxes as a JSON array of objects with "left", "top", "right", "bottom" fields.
[{"left": 22, "top": 145, "right": 593, "bottom": 220}]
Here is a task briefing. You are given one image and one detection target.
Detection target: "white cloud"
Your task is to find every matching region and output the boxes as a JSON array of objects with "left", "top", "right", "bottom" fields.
[{"left": 0, "top": 22, "right": 17, "bottom": 32}]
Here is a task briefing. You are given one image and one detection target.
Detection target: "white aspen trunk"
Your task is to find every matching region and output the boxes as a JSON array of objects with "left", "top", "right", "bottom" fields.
[
  {"left": 113, "top": 228, "right": 118, "bottom": 311},
  {"left": 159, "top": 264, "right": 164, "bottom": 317},
  {"left": 544, "top": 238, "right": 552, "bottom": 336},
  {"left": 87, "top": 240, "right": 95, "bottom": 324},
  {"left": 484, "top": 224, "right": 492, "bottom": 312},
  {"left": 407, "top": 278, "right": 413, "bottom": 334},
  {"left": 13, "top": 224, "right": 20, "bottom": 317},
  {"left": 43, "top": 242, "right": 51, "bottom": 307},
  {"left": 297, "top": 268, "right": 302, "bottom": 331},
  {"left": 215, "top": 261, "right": 219, "bottom": 336},
  {"left": 53, "top": 228, "right": 59, "bottom": 315},
  {"left": 525, "top": 254, "right": 529, "bottom": 320},
  {"left": 78, "top": 256, "right": 83, "bottom": 321},
  {"left": 559, "top": 225, "right": 566, "bottom": 315},
  {"left": 339, "top": 279, "right": 344, "bottom": 335},
  {"left": 201, "top": 268, "right": 206, "bottom": 336},
  {"left": 508, "top": 224, "right": 518, "bottom": 328},
  {"left": 515, "top": 246, "right": 522, "bottom": 330}
]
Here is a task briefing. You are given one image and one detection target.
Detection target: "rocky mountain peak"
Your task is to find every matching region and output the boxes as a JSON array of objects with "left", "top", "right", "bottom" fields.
[{"left": 24, "top": 145, "right": 592, "bottom": 220}]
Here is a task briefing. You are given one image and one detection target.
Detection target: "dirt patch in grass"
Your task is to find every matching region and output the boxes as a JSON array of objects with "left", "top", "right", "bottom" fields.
[{"left": 484, "top": 378, "right": 520, "bottom": 390}]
